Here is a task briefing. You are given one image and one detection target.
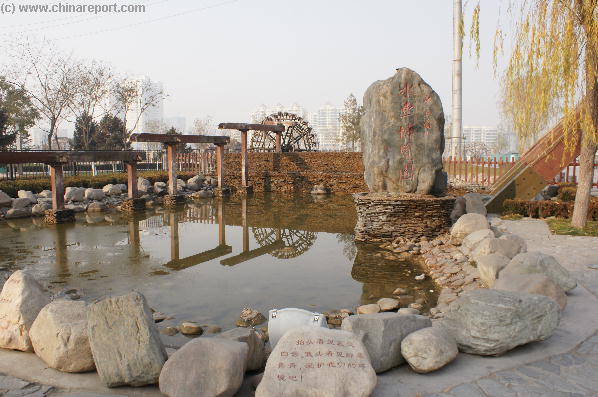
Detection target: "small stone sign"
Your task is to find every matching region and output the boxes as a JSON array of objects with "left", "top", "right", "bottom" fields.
[
  {"left": 256, "top": 326, "right": 376, "bottom": 397},
  {"left": 361, "top": 67, "right": 446, "bottom": 195}
]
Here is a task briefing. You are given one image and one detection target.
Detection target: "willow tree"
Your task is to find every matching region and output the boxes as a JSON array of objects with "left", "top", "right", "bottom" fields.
[{"left": 476, "top": 0, "right": 597, "bottom": 228}]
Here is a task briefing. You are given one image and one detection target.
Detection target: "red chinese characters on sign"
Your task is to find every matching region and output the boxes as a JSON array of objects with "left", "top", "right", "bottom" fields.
[
  {"left": 399, "top": 84, "right": 414, "bottom": 98},
  {"left": 401, "top": 102, "right": 414, "bottom": 119},
  {"left": 273, "top": 338, "right": 369, "bottom": 383}
]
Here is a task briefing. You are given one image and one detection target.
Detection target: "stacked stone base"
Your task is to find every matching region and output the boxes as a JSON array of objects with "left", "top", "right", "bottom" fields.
[
  {"left": 43, "top": 209, "right": 75, "bottom": 224},
  {"left": 164, "top": 194, "right": 186, "bottom": 207},
  {"left": 120, "top": 198, "right": 146, "bottom": 213},
  {"left": 354, "top": 193, "right": 455, "bottom": 242},
  {"left": 214, "top": 187, "right": 232, "bottom": 197}
]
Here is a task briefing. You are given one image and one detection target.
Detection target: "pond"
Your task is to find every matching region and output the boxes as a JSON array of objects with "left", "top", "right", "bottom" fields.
[{"left": 0, "top": 193, "right": 437, "bottom": 345}]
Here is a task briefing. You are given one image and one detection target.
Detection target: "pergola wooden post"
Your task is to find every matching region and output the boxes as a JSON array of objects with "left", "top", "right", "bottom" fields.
[
  {"left": 218, "top": 123, "right": 285, "bottom": 191},
  {"left": 166, "top": 143, "right": 178, "bottom": 195},
  {"left": 49, "top": 163, "right": 65, "bottom": 210},
  {"left": 126, "top": 162, "right": 139, "bottom": 199},
  {"left": 215, "top": 143, "right": 225, "bottom": 189},
  {"left": 275, "top": 133, "right": 282, "bottom": 153}
]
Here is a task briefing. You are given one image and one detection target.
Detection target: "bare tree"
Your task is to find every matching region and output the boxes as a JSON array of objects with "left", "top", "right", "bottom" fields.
[
  {"left": 463, "top": 141, "right": 491, "bottom": 159},
  {"left": 338, "top": 94, "right": 364, "bottom": 152},
  {"left": 68, "top": 60, "right": 114, "bottom": 150},
  {"left": 5, "top": 40, "right": 79, "bottom": 150},
  {"left": 112, "top": 77, "right": 166, "bottom": 148},
  {"left": 192, "top": 116, "right": 215, "bottom": 150}
]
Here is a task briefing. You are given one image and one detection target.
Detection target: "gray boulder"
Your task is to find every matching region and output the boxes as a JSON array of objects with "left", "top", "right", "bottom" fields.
[
  {"left": 464, "top": 193, "right": 487, "bottom": 216},
  {"left": 84, "top": 188, "right": 105, "bottom": 201},
  {"left": 38, "top": 190, "right": 52, "bottom": 198},
  {"left": 0, "top": 190, "right": 12, "bottom": 207},
  {"left": 137, "top": 178, "right": 152, "bottom": 194},
  {"left": 30, "top": 300, "right": 94, "bottom": 373},
  {"left": 64, "top": 187, "right": 85, "bottom": 202},
  {"left": 360, "top": 67, "right": 445, "bottom": 194},
  {"left": 450, "top": 196, "right": 466, "bottom": 223},
  {"left": 114, "top": 183, "right": 127, "bottom": 192},
  {"left": 442, "top": 289, "right": 560, "bottom": 356},
  {"left": 216, "top": 327, "right": 266, "bottom": 371},
  {"left": 471, "top": 237, "right": 523, "bottom": 261},
  {"left": 476, "top": 253, "right": 510, "bottom": 287},
  {"left": 153, "top": 181, "right": 166, "bottom": 194},
  {"left": 87, "top": 202, "right": 106, "bottom": 212},
  {"left": 159, "top": 338, "right": 247, "bottom": 397},
  {"left": 462, "top": 229, "right": 495, "bottom": 252},
  {"left": 400, "top": 326, "right": 458, "bottom": 373},
  {"left": 341, "top": 312, "right": 431, "bottom": 373},
  {"left": 17, "top": 190, "right": 37, "bottom": 205},
  {"left": 5, "top": 208, "right": 31, "bottom": 219},
  {"left": 450, "top": 213, "right": 489, "bottom": 239},
  {"left": 11, "top": 198, "right": 32, "bottom": 209},
  {"left": 0, "top": 270, "right": 50, "bottom": 351},
  {"left": 188, "top": 175, "right": 205, "bottom": 186},
  {"left": 87, "top": 292, "right": 167, "bottom": 387},
  {"left": 176, "top": 179, "right": 187, "bottom": 190},
  {"left": 102, "top": 184, "right": 122, "bottom": 196},
  {"left": 500, "top": 251, "right": 577, "bottom": 292},
  {"left": 31, "top": 202, "right": 52, "bottom": 217},
  {"left": 494, "top": 273, "right": 567, "bottom": 310},
  {"left": 256, "top": 326, "right": 376, "bottom": 397}
]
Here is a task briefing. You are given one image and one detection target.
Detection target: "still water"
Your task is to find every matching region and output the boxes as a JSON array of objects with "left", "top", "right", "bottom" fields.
[{"left": 0, "top": 193, "right": 437, "bottom": 340}]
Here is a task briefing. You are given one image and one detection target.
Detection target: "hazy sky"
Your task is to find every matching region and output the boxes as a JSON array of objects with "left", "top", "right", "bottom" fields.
[{"left": 0, "top": 0, "right": 508, "bottom": 129}]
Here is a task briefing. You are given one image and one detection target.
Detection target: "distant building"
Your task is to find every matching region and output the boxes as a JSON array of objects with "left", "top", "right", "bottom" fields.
[
  {"left": 463, "top": 126, "right": 498, "bottom": 151},
  {"left": 310, "top": 104, "right": 345, "bottom": 151},
  {"left": 250, "top": 103, "right": 308, "bottom": 123}
]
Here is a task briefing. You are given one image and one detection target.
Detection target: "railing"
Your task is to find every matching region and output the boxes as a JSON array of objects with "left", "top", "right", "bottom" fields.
[
  {"left": 444, "top": 156, "right": 598, "bottom": 187},
  {"left": 0, "top": 149, "right": 216, "bottom": 181}
]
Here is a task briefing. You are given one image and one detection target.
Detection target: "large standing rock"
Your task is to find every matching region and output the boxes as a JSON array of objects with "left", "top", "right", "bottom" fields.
[
  {"left": 159, "top": 338, "right": 247, "bottom": 397},
  {"left": 0, "top": 190, "right": 12, "bottom": 207},
  {"left": 256, "top": 326, "right": 376, "bottom": 397},
  {"left": 64, "top": 187, "right": 85, "bottom": 202},
  {"left": 476, "top": 253, "right": 510, "bottom": 287},
  {"left": 87, "top": 292, "right": 167, "bottom": 387},
  {"left": 0, "top": 271, "right": 50, "bottom": 351},
  {"left": 400, "top": 326, "right": 458, "bottom": 373},
  {"left": 216, "top": 327, "right": 266, "bottom": 371},
  {"left": 463, "top": 193, "right": 487, "bottom": 216},
  {"left": 442, "top": 289, "right": 560, "bottom": 356},
  {"left": 493, "top": 273, "right": 567, "bottom": 310},
  {"left": 500, "top": 251, "right": 577, "bottom": 292},
  {"left": 341, "top": 312, "right": 431, "bottom": 373},
  {"left": 360, "top": 68, "right": 445, "bottom": 194},
  {"left": 30, "top": 300, "right": 95, "bottom": 373},
  {"left": 450, "top": 213, "right": 490, "bottom": 239}
]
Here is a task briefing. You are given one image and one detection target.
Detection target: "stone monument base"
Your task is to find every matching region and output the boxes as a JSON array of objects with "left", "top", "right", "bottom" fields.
[
  {"left": 120, "top": 198, "right": 146, "bottom": 213},
  {"left": 43, "top": 209, "right": 75, "bottom": 224},
  {"left": 353, "top": 192, "right": 455, "bottom": 242},
  {"left": 214, "top": 187, "right": 232, "bottom": 197},
  {"left": 164, "top": 194, "right": 186, "bottom": 207}
]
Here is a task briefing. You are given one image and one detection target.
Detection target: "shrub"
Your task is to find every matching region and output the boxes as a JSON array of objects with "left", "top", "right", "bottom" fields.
[
  {"left": 503, "top": 199, "right": 597, "bottom": 220},
  {"left": 0, "top": 171, "right": 198, "bottom": 197},
  {"left": 557, "top": 186, "right": 577, "bottom": 202}
]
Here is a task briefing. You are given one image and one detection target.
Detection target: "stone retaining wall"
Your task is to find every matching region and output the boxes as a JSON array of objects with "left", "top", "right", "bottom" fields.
[
  {"left": 354, "top": 193, "right": 455, "bottom": 242},
  {"left": 217, "top": 152, "right": 367, "bottom": 193}
]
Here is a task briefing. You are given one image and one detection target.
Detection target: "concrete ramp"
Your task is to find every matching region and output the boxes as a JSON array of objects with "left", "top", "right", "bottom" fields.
[{"left": 485, "top": 112, "right": 582, "bottom": 213}]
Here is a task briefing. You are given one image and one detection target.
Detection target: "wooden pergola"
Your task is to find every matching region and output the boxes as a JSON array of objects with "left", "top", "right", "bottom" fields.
[
  {"left": 0, "top": 151, "right": 145, "bottom": 211},
  {"left": 129, "top": 133, "right": 230, "bottom": 195},
  {"left": 218, "top": 123, "right": 285, "bottom": 189}
]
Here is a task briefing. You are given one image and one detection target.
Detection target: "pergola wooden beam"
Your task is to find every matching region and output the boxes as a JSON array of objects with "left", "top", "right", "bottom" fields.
[
  {"left": 0, "top": 151, "right": 145, "bottom": 210},
  {"left": 218, "top": 122, "right": 285, "bottom": 188},
  {"left": 130, "top": 133, "right": 231, "bottom": 193}
]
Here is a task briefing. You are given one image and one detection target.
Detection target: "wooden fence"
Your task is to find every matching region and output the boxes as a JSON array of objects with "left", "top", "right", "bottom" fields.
[{"left": 444, "top": 156, "right": 598, "bottom": 187}]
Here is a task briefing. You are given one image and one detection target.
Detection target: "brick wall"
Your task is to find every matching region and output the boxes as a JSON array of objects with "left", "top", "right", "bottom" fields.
[{"left": 218, "top": 152, "right": 367, "bottom": 193}]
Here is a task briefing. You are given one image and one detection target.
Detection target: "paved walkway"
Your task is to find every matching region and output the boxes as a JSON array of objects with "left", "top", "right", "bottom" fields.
[{"left": 2, "top": 218, "right": 598, "bottom": 397}]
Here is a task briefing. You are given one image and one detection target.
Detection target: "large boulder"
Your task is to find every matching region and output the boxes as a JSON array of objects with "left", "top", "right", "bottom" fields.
[
  {"left": 30, "top": 300, "right": 94, "bottom": 373},
  {"left": 17, "top": 190, "right": 37, "bottom": 205},
  {"left": 31, "top": 202, "right": 52, "bottom": 217},
  {"left": 216, "top": 327, "right": 266, "bottom": 371},
  {"left": 159, "top": 338, "right": 248, "bottom": 397},
  {"left": 493, "top": 273, "right": 567, "bottom": 310},
  {"left": 471, "top": 237, "right": 524, "bottom": 261},
  {"left": 462, "top": 229, "right": 495, "bottom": 252},
  {"left": 0, "top": 190, "right": 12, "bottom": 207},
  {"left": 38, "top": 190, "right": 52, "bottom": 199},
  {"left": 188, "top": 175, "right": 205, "bottom": 186},
  {"left": 476, "top": 253, "right": 510, "bottom": 287},
  {"left": 84, "top": 188, "right": 105, "bottom": 201},
  {"left": 256, "top": 326, "right": 376, "bottom": 397},
  {"left": 153, "top": 181, "right": 166, "bottom": 194},
  {"left": 341, "top": 312, "right": 431, "bottom": 373},
  {"left": 137, "top": 178, "right": 152, "bottom": 194},
  {"left": 360, "top": 68, "right": 445, "bottom": 194},
  {"left": 102, "top": 184, "right": 122, "bottom": 196},
  {"left": 450, "top": 213, "right": 489, "bottom": 239},
  {"left": 87, "top": 292, "right": 167, "bottom": 387},
  {"left": 450, "top": 196, "right": 466, "bottom": 223},
  {"left": 5, "top": 208, "right": 31, "bottom": 219},
  {"left": 64, "top": 187, "right": 85, "bottom": 202},
  {"left": 11, "top": 198, "right": 32, "bottom": 209},
  {"left": 176, "top": 179, "right": 187, "bottom": 190},
  {"left": 463, "top": 193, "right": 487, "bottom": 216},
  {"left": 0, "top": 271, "right": 50, "bottom": 351},
  {"left": 442, "top": 289, "right": 560, "bottom": 356},
  {"left": 400, "top": 326, "right": 458, "bottom": 373},
  {"left": 500, "top": 252, "right": 576, "bottom": 292}
]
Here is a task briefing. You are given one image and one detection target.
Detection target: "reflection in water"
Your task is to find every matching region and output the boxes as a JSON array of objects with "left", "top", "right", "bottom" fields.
[{"left": 0, "top": 193, "right": 437, "bottom": 329}]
